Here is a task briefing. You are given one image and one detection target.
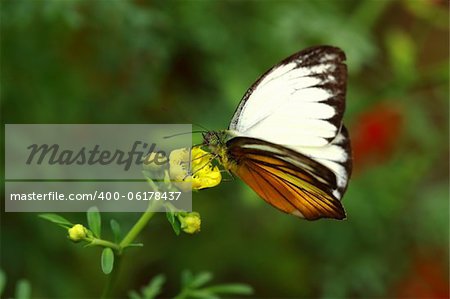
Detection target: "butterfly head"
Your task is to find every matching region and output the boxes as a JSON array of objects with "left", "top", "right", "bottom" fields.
[
  {"left": 202, "top": 130, "right": 230, "bottom": 153},
  {"left": 203, "top": 131, "right": 222, "bottom": 147}
]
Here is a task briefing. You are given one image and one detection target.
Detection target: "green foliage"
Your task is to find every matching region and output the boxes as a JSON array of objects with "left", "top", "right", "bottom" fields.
[
  {"left": 385, "top": 30, "right": 417, "bottom": 84},
  {"left": 175, "top": 270, "right": 253, "bottom": 299},
  {"left": 38, "top": 214, "right": 73, "bottom": 229},
  {"left": 87, "top": 206, "right": 102, "bottom": 238},
  {"left": 166, "top": 212, "right": 181, "bottom": 236},
  {"left": 182, "top": 271, "right": 213, "bottom": 290},
  {"left": 1, "top": 0, "right": 448, "bottom": 298},
  {"left": 128, "top": 271, "right": 252, "bottom": 299},
  {"left": 0, "top": 271, "right": 32, "bottom": 299},
  {"left": 15, "top": 279, "right": 31, "bottom": 299},
  {"left": 101, "top": 248, "right": 114, "bottom": 275},
  {"left": 123, "top": 243, "right": 144, "bottom": 249},
  {"left": 110, "top": 219, "right": 122, "bottom": 243},
  {"left": 128, "top": 274, "right": 166, "bottom": 299},
  {"left": 0, "top": 270, "right": 5, "bottom": 297}
]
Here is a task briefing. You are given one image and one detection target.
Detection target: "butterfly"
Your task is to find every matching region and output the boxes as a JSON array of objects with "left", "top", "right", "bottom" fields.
[{"left": 203, "top": 46, "right": 352, "bottom": 220}]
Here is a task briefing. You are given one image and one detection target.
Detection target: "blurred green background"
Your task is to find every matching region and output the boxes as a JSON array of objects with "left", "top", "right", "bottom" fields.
[{"left": 1, "top": 0, "right": 449, "bottom": 298}]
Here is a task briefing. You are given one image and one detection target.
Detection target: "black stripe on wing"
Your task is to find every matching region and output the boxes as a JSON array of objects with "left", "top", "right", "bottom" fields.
[
  {"left": 244, "top": 155, "right": 346, "bottom": 220},
  {"left": 227, "top": 137, "right": 338, "bottom": 191}
]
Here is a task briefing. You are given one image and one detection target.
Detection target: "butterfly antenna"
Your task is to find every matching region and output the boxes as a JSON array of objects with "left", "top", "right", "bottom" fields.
[
  {"left": 158, "top": 101, "right": 211, "bottom": 133},
  {"left": 163, "top": 130, "right": 205, "bottom": 139},
  {"left": 192, "top": 122, "right": 210, "bottom": 132}
]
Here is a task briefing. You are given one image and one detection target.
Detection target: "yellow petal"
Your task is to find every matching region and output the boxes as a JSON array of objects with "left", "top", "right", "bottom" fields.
[{"left": 169, "top": 147, "right": 222, "bottom": 191}]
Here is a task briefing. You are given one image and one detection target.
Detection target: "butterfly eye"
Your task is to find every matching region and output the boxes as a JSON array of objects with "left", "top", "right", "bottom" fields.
[{"left": 203, "top": 132, "right": 214, "bottom": 145}]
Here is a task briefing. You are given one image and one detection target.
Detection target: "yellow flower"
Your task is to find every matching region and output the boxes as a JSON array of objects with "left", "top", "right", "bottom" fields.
[
  {"left": 169, "top": 147, "right": 221, "bottom": 191},
  {"left": 68, "top": 224, "right": 88, "bottom": 242},
  {"left": 179, "top": 212, "right": 201, "bottom": 234}
]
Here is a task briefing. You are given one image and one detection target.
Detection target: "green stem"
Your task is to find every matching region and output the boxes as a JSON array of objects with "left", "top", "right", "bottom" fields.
[
  {"left": 118, "top": 179, "right": 163, "bottom": 250},
  {"left": 100, "top": 255, "right": 122, "bottom": 299},
  {"left": 101, "top": 181, "right": 161, "bottom": 298},
  {"left": 88, "top": 238, "right": 121, "bottom": 252},
  {"left": 119, "top": 202, "right": 157, "bottom": 250},
  {"left": 119, "top": 212, "right": 155, "bottom": 250},
  {"left": 98, "top": 204, "right": 156, "bottom": 298}
]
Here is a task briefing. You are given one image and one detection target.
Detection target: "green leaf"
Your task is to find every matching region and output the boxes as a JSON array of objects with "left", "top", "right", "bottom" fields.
[
  {"left": 181, "top": 270, "right": 194, "bottom": 288},
  {"left": 166, "top": 212, "right": 181, "bottom": 236},
  {"left": 87, "top": 206, "right": 101, "bottom": 238},
  {"left": 190, "top": 272, "right": 213, "bottom": 289},
  {"left": 128, "top": 274, "right": 165, "bottom": 299},
  {"left": 141, "top": 274, "right": 166, "bottom": 299},
  {"left": 203, "top": 283, "right": 253, "bottom": 295},
  {"left": 110, "top": 219, "right": 122, "bottom": 243},
  {"left": 124, "top": 243, "right": 144, "bottom": 248},
  {"left": 15, "top": 279, "right": 31, "bottom": 299},
  {"left": 386, "top": 30, "right": 416, "bottom": 82},
  {"left": 101, "top": 248, "right": 114, "bottom": 275},
  {"left": 166, "top": 211, "right": 175, "bottom": 223},
  {"left": 38, "top": 213, "right": 73, "bottom": 229},
  {"left": 128, "top": 290, "right": 142, "bottom": 299},
  {"left": 0, "top": 269, "right": 6, "bottom": 297},
  {"left": 188, "top": 290, "right": 217, "bottom": 299}
]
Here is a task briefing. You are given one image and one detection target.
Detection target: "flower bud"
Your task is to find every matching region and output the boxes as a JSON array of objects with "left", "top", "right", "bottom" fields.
[
  {"left": 68, "top": 224, "right": 88, "bottom": 242},
  {"left": 178, "top": 212, "right": 201, "bottom": 234}
]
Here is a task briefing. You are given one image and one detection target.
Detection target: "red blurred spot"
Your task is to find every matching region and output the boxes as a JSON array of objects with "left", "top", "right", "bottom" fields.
[
  {"left": 350, "top": 103, "right": 403, "bottom": 172},
  {"left": 428, "top": 0, "right": 448, "bottom": 8},
  {"left": 394, "top": 253, "right": 449, "bottom": 298}
]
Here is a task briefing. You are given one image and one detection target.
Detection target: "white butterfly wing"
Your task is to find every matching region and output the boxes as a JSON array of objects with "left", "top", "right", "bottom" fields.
[
  {"left": 294, "top": 126, "right": 351, "bottom": 199},
  {"left": 228, "top": 46, "right": 351, "bottom": 200}
]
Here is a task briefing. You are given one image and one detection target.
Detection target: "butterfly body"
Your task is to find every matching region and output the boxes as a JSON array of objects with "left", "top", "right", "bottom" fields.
[
  {"left": 202, "top": 130, "right": 242, "bottom": 173},
  {"left": 203, "top": 46, "right": 352, "bottom": 220}
]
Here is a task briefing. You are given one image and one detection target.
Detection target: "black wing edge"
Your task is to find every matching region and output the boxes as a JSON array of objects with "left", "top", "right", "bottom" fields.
[{"left": 335, "top": 125, "right": 353, "bottom": 198}]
